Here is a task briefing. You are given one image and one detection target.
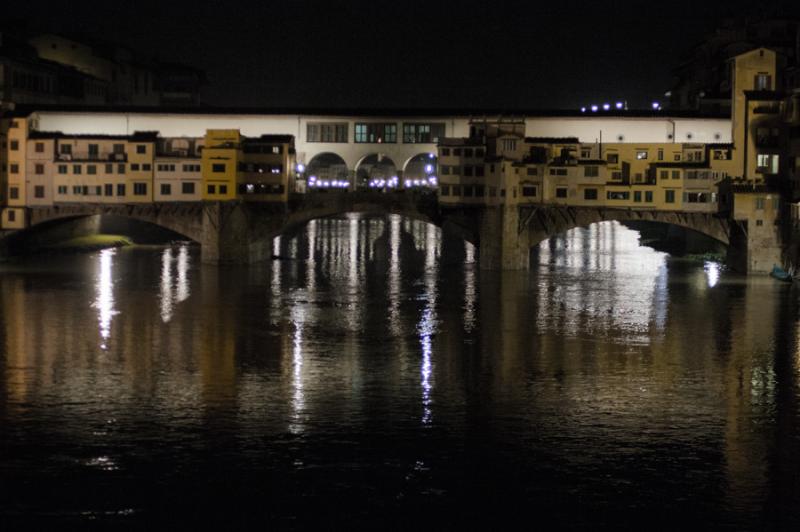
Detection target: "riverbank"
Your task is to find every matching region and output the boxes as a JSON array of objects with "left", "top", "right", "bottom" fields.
[{"left": 41, "top": 234, "right": 134, "bottom": 254}]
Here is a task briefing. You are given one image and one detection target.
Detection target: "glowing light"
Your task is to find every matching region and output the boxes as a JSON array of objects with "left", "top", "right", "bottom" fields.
[
  {"left": 704, "top": 261, "right": 720, "bottom": 288},
  {"left": 591, "top": 105, "right": 598, "bottom": 112},
  {"left": 603, "top": 103, "right": 610, "bottom": 110},
  {"left": 425, "top": 164, "right": 434, "bottom": 173},
  {"left": 581, "top": 107, "right": 587, "bottom": 112},
  {"left": 652, "top": 102, "right": 661, "bottom": 110},
  {"left": 615, "top": 102, "right": 624, "bottom": 109},
  {"left": 296, "top": 163, "right": 305, "bottom": 172},
  {"left": 428, "top": 153, "right": 435, "bottom": 159}
]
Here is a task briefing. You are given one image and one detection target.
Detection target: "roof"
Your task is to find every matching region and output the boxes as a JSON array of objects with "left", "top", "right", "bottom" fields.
[
  {"left": 28, "top": 130, "right": 159, "bottom": 141},
  {"left": 4, "top": 104, "right": 731, "bottom": 120},
  {"left": 243, "top": 134, "right": 294, "bottom": 144},
  {"left": 525, "top": 137, "right": 580, "bottom": 144}
]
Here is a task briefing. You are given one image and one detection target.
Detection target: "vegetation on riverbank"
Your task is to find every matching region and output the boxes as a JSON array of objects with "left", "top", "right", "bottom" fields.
[{"left": 43, "top": 234, "right": 134, "bottom": 253}]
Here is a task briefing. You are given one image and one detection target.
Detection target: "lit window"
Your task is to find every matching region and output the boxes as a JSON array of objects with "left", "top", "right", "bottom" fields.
[{"left": 636, "top": 151, "right": 648, "bottom": 160}]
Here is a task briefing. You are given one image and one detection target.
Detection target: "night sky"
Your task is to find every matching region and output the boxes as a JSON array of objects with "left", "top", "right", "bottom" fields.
[{"left": 4, "top": 0, "right": 798, "bottom": 110}]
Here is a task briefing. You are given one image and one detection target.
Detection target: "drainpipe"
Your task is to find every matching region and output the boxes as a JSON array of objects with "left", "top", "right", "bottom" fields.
[{"left": 667, "top": 119, "right": 676, "bottom": 143}]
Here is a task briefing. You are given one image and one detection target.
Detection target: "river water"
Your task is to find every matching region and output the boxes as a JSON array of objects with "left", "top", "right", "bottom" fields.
[{"left": 0, "top": 215, "right": 798, "bottom": 529}]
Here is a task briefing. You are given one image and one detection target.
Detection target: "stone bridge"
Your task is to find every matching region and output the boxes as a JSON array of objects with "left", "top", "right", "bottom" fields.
[{"left": 2, "top": 192, "right": 740, "bottom": 270}]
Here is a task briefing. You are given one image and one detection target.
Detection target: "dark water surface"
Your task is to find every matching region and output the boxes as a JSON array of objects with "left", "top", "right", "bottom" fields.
[{"left": 1, "top": 215, "right": 799, "bottom": 530}]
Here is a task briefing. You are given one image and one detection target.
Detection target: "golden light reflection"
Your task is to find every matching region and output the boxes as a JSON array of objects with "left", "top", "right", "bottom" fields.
[
  {"left": 93, "top": 249, "right": 118, "bottom": 350},
  {"left": 704, "top": 261, "right": 721, "bottom": 288},
  {"left": 464, "top": 242, "right": 476, "bottom": 332}
]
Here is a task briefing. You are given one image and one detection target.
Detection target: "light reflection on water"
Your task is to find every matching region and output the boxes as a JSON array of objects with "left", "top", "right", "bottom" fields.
[{"left": 1, "top": 216, "right": 798, "bottom": 529}]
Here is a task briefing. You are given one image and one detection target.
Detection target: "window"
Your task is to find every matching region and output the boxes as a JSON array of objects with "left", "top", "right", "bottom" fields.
[
  {"left": 672, "top": 170, "right": 680, "bottom": 179},
  {"left": 665, "top": 190, "right": 675, "bottom": 203},
  {"left": 133, "top": 183, "right": 147, "bottom": 195},
  {"left": 212, "top": 163, "right": 226, "bottom": 173},
  {"left": 73, "top": 185, "right": 82, "bottom": 194},
  {"left": 136, "top": 145, "right": 147, "bottom": 154},
  {"left": 453, "top": 148, "right": 462, "bottom": 156},
  {"left": 756, "top": 219, "right": 764, "bottom": 227},
  {"left": 522, "top": 185, "right": 537, "bottom": 197},
  {"left": 440, "top": 185, "right": 450, "bottom": 197},
  {"left": 555, "top": 187, "right": 568, "bottom": 198},
  {"left": 657, "top": 149, "right": 663, "bottom": 161},
  {"left": 7, "top": 210, "right": 15, "bottom": 222},
  {"left": 755, "top": 73, "right": 772, "bottom": 91},
  {"left": 527, "top": 167, "right": 537, "bottom": 176},
  {"left": 402, "top": 123, "right": 445, "bottom": 143},
  {"left": 634, "top": 191, "right": 642, "bottom": 202},
  {"left": 118, "top": 164, "right": 126, "bottom": 174},
  {"left": 441, "top": 148, "right": 450, "bottom": 156},
  {"left": 501, "top": 139, "right": 517, "bottom": 151},
  {"left": 35, "top": 142, "right": 44, "bottom": 153},
  {"left": 60, "top": 144, "right": 72, "bottom": 155},
  {"left": 182, "top": 182, "right": 196, "bottom": 194},
  {"left": 645, "top": 191, "right": 653, "bottom": 202},
  {"left": 219, "top": 185, "right": 227, "bottom": 194},
  {"left": 584, "top": 166, "right": 598, "bottom": 177},
  {"left": 105, "top": 163, "right": 113, "bottom": 173},
  {"left": 475, "top": 166, "right": 485, "bottom": 177},
  {"left": 161, "top": 183, "right": 171, "bottom": 195},
  {"left": 584, "top": 188, "right": 598, "bottom": 200},
  {"left": 354, "top": 123, "right": 397, "bottom": 143},
  {"left": 58, "top": 165, "right": 68, "bottom": 174},
  {"left": 757, "top": 154, "right": 779, "bottom": 174},
  {"left": 208, "top": 185, "right": 216, "bottom": 194},
  {"left": 441, "top": 165, "right": 451, "bottom": 175},
  {"left": 88, "top": 144, "right": 99, "bottom": 158},
  {"left": 73, "top": 165, "right": 82, "bottom": 174},
  {"left": 607, "top": 191, "right": 630, "bottom": 200},
  {"left": 10, "top": 187, "right": 19, "bottom": 199},
  {"left": 464, "top": 166, "right": 474, "bottom": 177},
  {"left": 549, "top": 168, "right": 568, "bottom": 176},
  {"left": 35, "top": 164, "right": 44, "bottom": 175},
  {"left": 87, "top": 165, "right": 97, "bottom": 175},
  {"left": 607, "top": 153, "right": 619, "bottom": 164},
  {"left": 10, "top": 140, "right": 19, "bottom": 151},
  {"left": 104, "top": 184, "right": 113, "bottom": 196},
  {"left": 9, "top": 164, "right": 19, "bottom": 174},
  {"left": 113, "top": 143, "right": 125, "bottom": 154},
  {"left": 660, "top": 170, "right": 668, "bottom": 179},
  {"left": 117, "top": 184, "right": 126, "bottom": 196},
  {"left": 755, "top": 197, "right": 765, "bottom": 210},
  {"left": 142, "top": 164, "right": 151, "bottom": 171},
  {"left": 58, "top": 185, "right": 67, "bottom": 194},
  {"left": 674, "top": 154, "right": 681, "bottom": 161},
  {"left": 636, "top": 151, "right": 648, "bottom": 160},
  {"left": 307, "top": 123, "right": 349, "bottom": 143}
]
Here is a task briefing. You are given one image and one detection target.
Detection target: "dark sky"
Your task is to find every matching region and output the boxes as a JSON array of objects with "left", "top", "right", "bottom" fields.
[{"left": 5, "top": 0, "right": 798, "bottom": 110}]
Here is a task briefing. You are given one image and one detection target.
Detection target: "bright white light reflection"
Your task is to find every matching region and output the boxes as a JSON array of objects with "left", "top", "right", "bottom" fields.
[
  {"left": 418, "top": 223, "right": 439, "bottom": 425},
  {"left": 704, "top": 261, "right": 721, "bottom": 288},
  {"left": 93, "top": 249, "right": 119, "bottom": 350},
  {"left": 290, "top": 310, "right": 305, "bottom": 434}
]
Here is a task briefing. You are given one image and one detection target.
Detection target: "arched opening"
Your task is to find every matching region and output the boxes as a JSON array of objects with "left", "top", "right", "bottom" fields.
[
  {"left": 305, "top": 152, "right": 350, "bottom": 189},
  {"left": 402, "top": 152, "right": 438, "bottom": 188},
  {"left": 1, "top": 214, "right": 195, "bottom": 258},
  {"left": 355, "top": 154, "right": 397, "bottom": 189}
]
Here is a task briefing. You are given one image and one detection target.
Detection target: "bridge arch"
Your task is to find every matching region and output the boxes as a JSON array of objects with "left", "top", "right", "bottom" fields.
[
  {"left": 519, "top": 207, "right": 730, "bottom": 248},
  {"left": 401, "top": 152, "right": 438, "bottom": 184},
  {"left": 305, "top": 152, "right": 350, "bottom": 186},
  {"left": 354, "top": 154, "right": 398, "bottom": 188}
]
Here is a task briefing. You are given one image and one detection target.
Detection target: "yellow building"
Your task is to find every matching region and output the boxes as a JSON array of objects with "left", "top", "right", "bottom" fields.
[
  {"left": 201, "top": 129, "right": 295, "bottom": 202},
  {"left": 201, "top": 129, "right": 239, "bottom": 201}
]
